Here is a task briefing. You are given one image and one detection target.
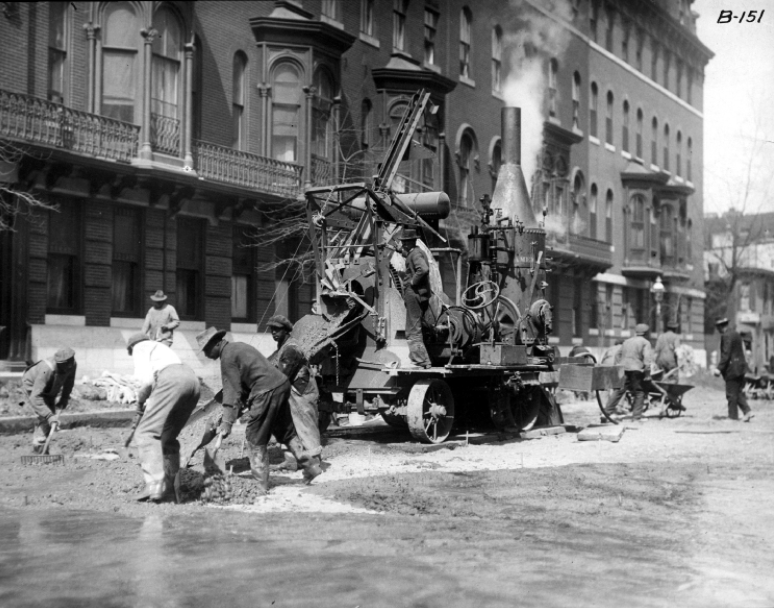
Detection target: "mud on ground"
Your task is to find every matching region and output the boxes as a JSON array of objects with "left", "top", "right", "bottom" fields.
[{"left": 1, "top": 378, "right": 774, "bottom": 606}]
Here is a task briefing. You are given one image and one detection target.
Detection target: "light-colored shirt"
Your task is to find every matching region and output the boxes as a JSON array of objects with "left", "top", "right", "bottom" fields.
[
  {"left": 615, "top": 335, "right": 653, "bottom": 372},
  {"left": 654, "top": 330, "right": 680, "bottom": 370},
  {"left": 141, "top": 304, "right": 180, "bottom": 345},
  {"left": 131, "top": 341, "right": 181, "bottom": 405}
]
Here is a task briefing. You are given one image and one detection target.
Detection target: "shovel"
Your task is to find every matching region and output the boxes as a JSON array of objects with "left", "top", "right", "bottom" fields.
[
  {"left": 21, "top": 422, "right": 64, "bottom": 465},
  {"left": 203, "top": 432, "right": 226, "bottom": 477}
]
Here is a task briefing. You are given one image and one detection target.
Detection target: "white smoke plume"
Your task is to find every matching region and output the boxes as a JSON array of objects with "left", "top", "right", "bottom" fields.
[{"left": 501, "top": 1, "right": 574, "bottom": 194}]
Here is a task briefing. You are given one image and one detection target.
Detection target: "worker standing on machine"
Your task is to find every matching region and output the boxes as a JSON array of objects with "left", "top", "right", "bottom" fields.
[{"left": 399, "top": 227, "right": 432, "bottom": 369}]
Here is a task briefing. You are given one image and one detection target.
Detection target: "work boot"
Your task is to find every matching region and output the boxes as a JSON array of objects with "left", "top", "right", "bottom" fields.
[
  {"left": 161, "top": 453, "right": 181, "bottom": 503},
  {"left": 270, "top": 448, "right": 298, "bottom": 472},
  {"left": 288, "top": 437, "right": 322, "bottom": 485},
  {"left": 303, "top": 455, "right": 323, "bottom": 485},
  {"left": 247, "top": 442, "right": 270, "bottom": 495}
]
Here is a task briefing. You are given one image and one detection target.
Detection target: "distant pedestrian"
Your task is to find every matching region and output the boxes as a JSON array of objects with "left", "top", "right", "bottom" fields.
[
  {"left": 21, "top": 347, "right": 77, "bottom": 452},
  {"left": 654, "top": 321, "right": 681, "bottom": 383},
  {"left": 602, "top": 323, "right": 653, "bottom": 421},
  {"left": 126, "top": 334, "right": 200, "bottom": 503},
  {"left": 141, "top": 290, "right": 180, "bottom": 347},
  {"left": 715, "top": 318, "right": 753, "bottom": 422}
]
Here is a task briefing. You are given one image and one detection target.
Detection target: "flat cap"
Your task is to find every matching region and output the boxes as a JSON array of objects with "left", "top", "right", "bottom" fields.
[
  {"left": 267, "top": 315, "right": 293, "bottom": 332},
  {"left": 54, "top": 347, "right": 75, "bottom": 363},
  {"left": 715, "top": 317, "right": 729, "bottom": 327},
  {"left": 400, "top": 227, "right": 419, "bottom": 240},
  {"left": 634, "top": 323, "right": 650, "bottom": 336}
]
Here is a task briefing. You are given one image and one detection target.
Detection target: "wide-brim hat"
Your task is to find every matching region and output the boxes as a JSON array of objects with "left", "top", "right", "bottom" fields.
[
  {"left": 150, "top": 290, "right": 168, "bottom": 302},
  {"left": 196, "top": 327, "right": 227, "bottom": 352},
  {"left": 126, "top": 333, "right": 149, "bottom": 350},
  {"left": 54, "top": 347, "right": 75, "bottom": 363},
  {"left": 715, "top": 317, "right": 729, "bottom": 327},
  {"left": 635, "top": 323, "right": 650, "bottom": 336},
  {"left": 399, "top": 227, "right": 419, "bottom": 240},
  {"left": 666, "top": 321, "right": 679, "bottom": 330},
  {"left": 267, "top": 315, "right": 293, "bottom": 332}
]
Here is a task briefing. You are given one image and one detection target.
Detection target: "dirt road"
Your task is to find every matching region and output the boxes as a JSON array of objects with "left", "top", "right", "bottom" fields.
[{"left": 1, "top": 381, "right": 773, "bottom": 607}]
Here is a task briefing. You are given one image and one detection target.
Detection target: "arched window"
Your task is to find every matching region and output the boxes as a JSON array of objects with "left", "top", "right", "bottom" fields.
[
  {"left": 361, "top": 98, "right": 372, "bottom": 148},
  {"left": 48, "top": 2, "right": 69, "bottom": 103},
  {"left": 312, "top": 68, "right": 334, "bottom": 161},
  {"left": 660, "top": 205, "right": 674, "bottom": 265},
  {"left": 605, "top": 189, "right": 613, "bottom": 243},
  {"left": 589, "top": 183, "right": 598, "bottom": 239},
  {"left": 393, "top": 0, "right": 408, "bottom": 51},
  {"left": 271, "top": 63, "right": 302, "bottom": 162},
  {"left": 492, "top": 26, "right": 503, "bottom": 93},
  {"left": 101, "top": 2, "right": 140, "bottom": 123},
  {"left": 663, "top": 123, "right": 670, "bottom": 172},
  {"left": 590, "top": 82, "right": 598, "bottom": 138},
  {"left": 548, "top": 59, "right": 558, "bottom": 117},
  {"left": 630, "top": 195, "right": 645, "bottom": 258},
  {"left": 651, "top": 116, "right": 658, "bottom": 165},
  {"left": 622, "top": 100, "right": 630, "bottom": 152},
  {"left": 605, "top": 90, "right": 614, "bottom": 145},
  {"left": 636, "top": 108, "right": 643, "bottom": 158},
  {"left": 232, "top": 51, "right": 247, "bottom": 149},
  {"left": 151, "top": 6, "right": 183, "bottom": 155},
  {"left": 687, "top": 137, "right": 693, "bottom": 181},
  {"left": 572, "top": 71, "right": 581, "bottom": 129},
  {"left": 458, "top": 128, "right": 477, "bottom": 206},
  {"left": 571, "top": 171, "right": 585, "bottom": 235},
  {"left": 460, "top": 7, "right": 472, "bottom": 79},
  {"left": 676, "top": 131, "right": 682, "bottom": 176}
]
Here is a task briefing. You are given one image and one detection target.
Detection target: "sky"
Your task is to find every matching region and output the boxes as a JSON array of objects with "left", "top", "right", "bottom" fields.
[{"left": 694, "top": 0, "right": 774, "bottom": 217}]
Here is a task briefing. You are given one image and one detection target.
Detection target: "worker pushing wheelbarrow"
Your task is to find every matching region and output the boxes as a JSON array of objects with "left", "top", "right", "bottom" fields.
[{"left": 641, "top": 367, "right": 692, "bottom": 418}]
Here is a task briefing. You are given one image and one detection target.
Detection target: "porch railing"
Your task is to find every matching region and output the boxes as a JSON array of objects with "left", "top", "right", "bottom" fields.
[
  {"left": 193, "top": 140, "right": 302, "bottom": 198},
  {"left": 311, "top": 153, "right": 333, "bottom": 186},
  {"left": 150, "top": 112, "right": 180, "bottom": 156},
  {"left": 0, "top": 89, "right": 139, "bottom": 162}
]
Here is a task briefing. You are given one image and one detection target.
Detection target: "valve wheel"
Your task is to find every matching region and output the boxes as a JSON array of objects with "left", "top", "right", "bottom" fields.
[
  {"left": 407, "top": 379, "right": 455, "bottom": 443},
  {"left": 462, "top": 280, "right": 500, "bottom": 310}
]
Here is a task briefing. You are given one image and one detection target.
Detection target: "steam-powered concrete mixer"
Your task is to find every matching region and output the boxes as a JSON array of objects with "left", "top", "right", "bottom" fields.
[{"left": 291, "top": 90, "right": 620, "bottom": 443}]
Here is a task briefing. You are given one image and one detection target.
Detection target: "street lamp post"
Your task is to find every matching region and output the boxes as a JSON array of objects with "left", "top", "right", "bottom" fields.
[{"left": 651, "top": 276, "right": 665, "bottom": 335}]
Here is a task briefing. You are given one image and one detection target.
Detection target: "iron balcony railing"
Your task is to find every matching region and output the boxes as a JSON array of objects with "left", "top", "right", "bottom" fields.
[
  {"left": 150, "top": 112, "right": 180, "bottom": 156},
  {"left": 193, "top": 140, "right": 302, "bottom": 198},
  {"left": 0, "top": 89, "right": 139, "bottom": 162}
]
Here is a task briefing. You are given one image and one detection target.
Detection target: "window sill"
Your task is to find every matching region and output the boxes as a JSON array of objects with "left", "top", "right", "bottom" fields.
[
  {"left": 572, "top": 126, "right": 584, "bottom": 137},
  {"left": 621, "top": 150, "right": 632, "bottom": 159},
  {"left": 321, "top": 15, "right": 344, "bottom": 29},
  {"left": 44, "top": 314, "right": 86, "bottom": 326},
  {"left": 604, "top": 329, "right": 616, "bottom": 337},
  {"left": 589, "top": 136, "right": 601, "bottom": 146},
  {"left": 650, "top": 163, "right": 660, "bottom": 172},
  {"left": 459, "top": 75, "right": 476, "bottom": 88},
  {"left": 686, "top": 180, "right": 694, "bottom": 188},
  {"left": 548, "top": 336, "right": 561, "bottom": 344},
  {"left": 675, "top": 175, "right": 684, "bottom": 183},
  {"left": 359, "top": 32, "right": 380, "bottom": 48},
  {"left": 491, "top": 89, "right": 504, "bottom": 100},
  {"left": 423, "top": 62, "right": 441, "bottom": 73},
  {"left": 620, "top": 329, "right": 632, "bottom": 337},
  {"left": 588, "top": 328, "right": 600, "bottom": 336},
  {"left": 605, "top": 143, "right": 616, "bottom": 152},
  {"left": 684, "top": 333, "right": 694, "bottom": 341},
  {"left": 571, "top": 337, "right": 583, "bottom": 345},
  {"left": 549, "top": 115, "right": 561, "bottom": 126}
]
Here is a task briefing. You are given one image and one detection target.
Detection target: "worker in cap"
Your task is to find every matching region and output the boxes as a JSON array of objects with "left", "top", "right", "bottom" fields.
[
  {"left": 654, "top": 320, "right": 681, "bottom": 384},
  {"left": 715, "top": 317, "right": 754, "bottom": 422},
  {"left": 126, "top": 332, "right": 200, "bottom": 503},
  {"left": 398, "top": 226, "right": 432, "bottom": 369},
  {"left": 21, "top": 347, "right": 77, "bottom": 452},
  {"left": 197, "top": 327, "right": 320, "bottom": 493},
  {"left": 601, "top": 323, "right": 653, "bottom": 423},
  {"left": 141, "top": 290, "right": 180, "bottom": 347},
  {"left": 266, "top": 315, "right": 323, "bottom": 474}
]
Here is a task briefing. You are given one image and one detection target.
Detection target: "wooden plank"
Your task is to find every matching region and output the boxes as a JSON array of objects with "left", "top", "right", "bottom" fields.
[
  {"left": 520, "top": 425, "right": 566, "bottom": 440},
  {"left": 577, "top": 424, "right": 626, "bottom": 442}
]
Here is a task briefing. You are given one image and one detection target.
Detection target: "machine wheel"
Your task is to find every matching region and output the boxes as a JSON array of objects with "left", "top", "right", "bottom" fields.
[
  {"left": 380, "top": 411, "right": 408, "bottom": 429},
  {"left": 407, "top": 379, "right": 455, "bottom": 443},
  {"left": 511, "top": 388, "right": 541, "bottom": 431},
  {"left": 493, "top": 296, "right": 521, "bottom": 345}
]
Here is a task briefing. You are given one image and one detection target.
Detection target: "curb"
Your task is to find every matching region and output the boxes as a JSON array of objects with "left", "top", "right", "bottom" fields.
[{"left": 0, "top": 409, "right": 136, "bottom": 435}]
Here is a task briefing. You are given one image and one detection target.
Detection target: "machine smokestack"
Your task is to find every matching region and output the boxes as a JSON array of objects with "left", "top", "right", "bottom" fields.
[{"left": 491, "top": 107, "right": 539, "bottom": 228}]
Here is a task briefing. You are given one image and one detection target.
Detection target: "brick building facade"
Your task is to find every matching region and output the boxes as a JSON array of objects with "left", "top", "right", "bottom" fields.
[{"left": 0, "top": 0, "right": 712, "bottom": 376}]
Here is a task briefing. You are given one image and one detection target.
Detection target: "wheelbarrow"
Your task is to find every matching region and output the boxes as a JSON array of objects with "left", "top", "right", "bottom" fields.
[{"left": 646, "top": 381, "right": 693, "bottom": 418}]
